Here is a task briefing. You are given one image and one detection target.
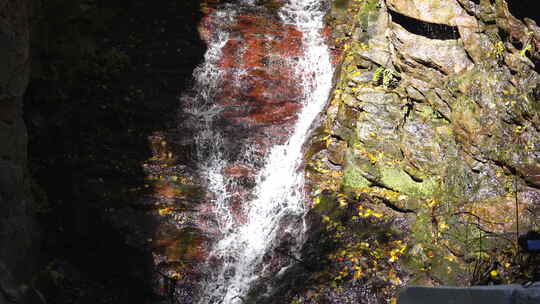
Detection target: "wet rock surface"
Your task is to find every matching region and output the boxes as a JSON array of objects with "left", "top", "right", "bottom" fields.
[
  {"left": 200, "top": 6, "right": 305, "bottom": 151},
  {"left": 142, "top": 2, "right": 328, "bottom": 302}
]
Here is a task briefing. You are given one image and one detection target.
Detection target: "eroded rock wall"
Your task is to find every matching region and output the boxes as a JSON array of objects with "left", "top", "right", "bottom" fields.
[{"left": 299, "top": 0, "right": 540, "bottom": 302}]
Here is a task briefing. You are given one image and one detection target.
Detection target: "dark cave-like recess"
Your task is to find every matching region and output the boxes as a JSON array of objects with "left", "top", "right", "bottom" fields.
[
  {"left": 388, "top": 9, "right": 460, "bottom": 40},
  {"left": 507, "top": 0, "right": 540, "bottom": 24}
]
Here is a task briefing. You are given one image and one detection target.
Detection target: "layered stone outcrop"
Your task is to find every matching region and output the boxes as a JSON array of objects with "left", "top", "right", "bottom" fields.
[{"left": 298, "top": 0, "right": 540, "bottom": 302}]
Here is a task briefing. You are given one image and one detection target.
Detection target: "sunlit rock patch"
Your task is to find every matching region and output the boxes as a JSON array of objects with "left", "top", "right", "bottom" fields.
[
  {"left": 136, "top": 132, "right": 208, "bottom": 300},
  {"left": 297, "top": 0, "right": 540, "bottom": 302}
]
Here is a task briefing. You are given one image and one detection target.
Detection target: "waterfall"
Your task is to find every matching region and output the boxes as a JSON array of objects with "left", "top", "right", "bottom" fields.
[
  {"left": 184, "top": 6, "right": 238, "bottom": 234},
  {"left": 187, "top": 0, "right": 334, "bottom": 302}
]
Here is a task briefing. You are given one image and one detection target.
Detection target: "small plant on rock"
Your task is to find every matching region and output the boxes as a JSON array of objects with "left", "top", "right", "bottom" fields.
[{"left": 373, "top": 66, "right": 400, "bottom": 88}]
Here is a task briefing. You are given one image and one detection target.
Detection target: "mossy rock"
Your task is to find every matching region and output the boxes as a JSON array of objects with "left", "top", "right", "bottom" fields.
[
  {"left": 379, "top": 166, "right": 438, "bottom": 198},
  {"left": 342, "top": 165, "right": 371, "bottom": 190}
]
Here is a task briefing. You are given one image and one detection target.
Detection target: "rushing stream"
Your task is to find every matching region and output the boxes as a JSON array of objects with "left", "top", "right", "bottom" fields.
[{"left": 183, "top": 0, "right": 333, "bottom": 302}]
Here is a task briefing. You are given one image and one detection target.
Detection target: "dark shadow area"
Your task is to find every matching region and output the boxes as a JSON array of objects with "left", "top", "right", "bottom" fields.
[
  {"left": 507, "top": 0, "right": 540, "bottom": 24},
  {"left": 389, "top": 9, "right": 460, "bottom": 40},
  {"left": 23, "top": 0, "right": 205, "bottom": 302},
  {"left": 503, "top": 1, "right": 540, "bottom": 74}
]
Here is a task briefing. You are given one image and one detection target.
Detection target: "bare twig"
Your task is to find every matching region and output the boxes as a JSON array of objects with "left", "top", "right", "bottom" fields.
[{"left": 514, "top": 175, "right": 520, "bottom": 252}]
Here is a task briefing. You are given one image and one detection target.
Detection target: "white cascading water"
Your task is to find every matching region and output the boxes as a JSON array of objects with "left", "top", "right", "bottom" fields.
[
  {"left": 184, "top": 6, "right": 239, "bottom": 234},
  {"left": 193, "top": 0, "right": 333, "bottom": 303}
]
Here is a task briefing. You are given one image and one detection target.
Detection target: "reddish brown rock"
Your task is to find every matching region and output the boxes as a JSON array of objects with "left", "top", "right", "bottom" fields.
[
  {"left": 224, "top": 164, "right": 254, "bottom": 177},
  {"left": 209, "top": 11, "right": 305, "bottom": 130},
  {"left": 152, "top": 5, "right": 337, "bottom": 299}
]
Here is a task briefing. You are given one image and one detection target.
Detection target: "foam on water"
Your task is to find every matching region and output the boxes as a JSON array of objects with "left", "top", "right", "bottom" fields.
[{"left": 192, "top": 0, "right": 334, "bottom": 302}]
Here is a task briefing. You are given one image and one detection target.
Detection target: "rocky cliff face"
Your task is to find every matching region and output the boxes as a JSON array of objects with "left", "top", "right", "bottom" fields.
[
  {"left": 298, "top": 0, "right": 540, "bottom": 302},
  {"left": 4, "top": 0, "right": 540, "bottom": 303},
  {"left": 0, "top": 0, "right": 41, "bottom": 302}
]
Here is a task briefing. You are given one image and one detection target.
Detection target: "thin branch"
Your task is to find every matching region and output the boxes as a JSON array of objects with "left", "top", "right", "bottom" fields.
[
  {"left": 451, "top": 211, "right": 506, "bottom": 226},
  {"left": 515, "top": 175, "right": 520, "bottom": 252}
]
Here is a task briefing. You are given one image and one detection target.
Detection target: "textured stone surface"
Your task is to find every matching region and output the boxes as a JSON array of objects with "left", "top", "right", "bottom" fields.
[
  {"left": 298, "top": 0, "right": 540, "bottom": 302},
  {"left": 386, "top": 0, "right": 476, "bottom": 27},
  {"left": 390, "top": 24, "right": 473, "bottom": 75}
]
